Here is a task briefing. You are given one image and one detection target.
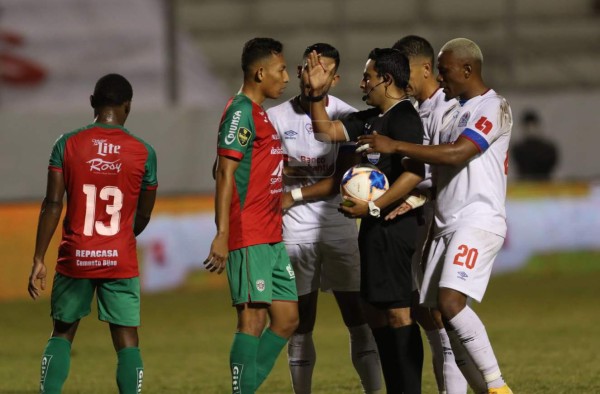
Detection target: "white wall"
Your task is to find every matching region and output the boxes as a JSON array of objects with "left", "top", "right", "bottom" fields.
[{"left": 1, "top": 89, "right": 599, "bottom": 201}]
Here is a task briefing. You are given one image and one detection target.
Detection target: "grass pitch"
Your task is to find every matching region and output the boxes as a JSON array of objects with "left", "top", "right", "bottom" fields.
[{"left": 1, "top": 254, "right": 599, "bottom": 393}]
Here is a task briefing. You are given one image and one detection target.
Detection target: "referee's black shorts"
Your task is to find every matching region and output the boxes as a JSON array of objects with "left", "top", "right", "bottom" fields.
[{"left": 358, "top": 212, "right": 419, "bottom": 308}]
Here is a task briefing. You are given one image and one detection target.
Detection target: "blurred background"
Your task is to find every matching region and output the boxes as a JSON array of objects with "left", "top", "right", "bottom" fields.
[{"left": 1, "top": 0, "right": 600, "bottom": 299}]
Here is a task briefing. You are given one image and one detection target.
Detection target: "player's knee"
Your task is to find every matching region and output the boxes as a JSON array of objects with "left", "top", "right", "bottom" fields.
[{"left": 437, "top": 291, "right": 466, "bottom": 320}]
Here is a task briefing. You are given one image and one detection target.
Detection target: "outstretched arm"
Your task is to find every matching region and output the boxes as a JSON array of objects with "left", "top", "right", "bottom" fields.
[
  {"left": 204, "top": 155, "right": 239, "bottom": 274},
  {"left": 358, "top": 133, "right": 480, "bottom": 166},
  {"left": 29, "top": 170, "right": 65, "bottom": 300}
]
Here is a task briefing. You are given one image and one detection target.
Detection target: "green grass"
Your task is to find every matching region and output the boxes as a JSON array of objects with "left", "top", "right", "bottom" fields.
[{"left": 1, "top": 254, "right": 600, "bottom": 393}]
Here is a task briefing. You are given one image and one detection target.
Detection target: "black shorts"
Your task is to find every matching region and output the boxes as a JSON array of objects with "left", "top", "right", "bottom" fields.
[{"left": 358, "top": 213, "right": 418, "bottom": 307}]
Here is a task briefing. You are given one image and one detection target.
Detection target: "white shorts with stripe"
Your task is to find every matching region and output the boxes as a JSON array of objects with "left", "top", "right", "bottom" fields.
[
  {"left": 419, "top": 227, "right": 504, "bottom": 307},
  {"left": 285, "top": 238, "right": 360, "bottom": 297}
]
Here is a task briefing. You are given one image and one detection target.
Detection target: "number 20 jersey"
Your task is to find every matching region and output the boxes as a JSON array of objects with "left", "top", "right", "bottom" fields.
[{"left": 48, "top": 123, "right": 158, "bottom": 279}]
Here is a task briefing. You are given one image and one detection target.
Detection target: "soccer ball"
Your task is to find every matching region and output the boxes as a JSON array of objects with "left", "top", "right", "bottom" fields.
[{"left": 340, "top": 164, "right": 389, "bottom": 202}]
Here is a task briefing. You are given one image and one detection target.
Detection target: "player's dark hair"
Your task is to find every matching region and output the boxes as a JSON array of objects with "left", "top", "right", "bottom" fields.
[
  {"left": 303, "top": 43, "right": 340, "bottom": 71},
  {"left": 392, "top": 35, "right": 435, "bottom": 66},
  {"left": 368, "top": 48, "right": 410, "bottom": 89},
  {"left": 91, "top": 73, "right": 133, "bottom": 108},
  {"left": 241, "top": 37, "right": 283, "bottom": 74}
]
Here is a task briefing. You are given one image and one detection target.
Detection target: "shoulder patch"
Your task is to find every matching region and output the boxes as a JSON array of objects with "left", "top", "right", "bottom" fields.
[{"left": 237, "top": 127, "right": 252, "bottom": 146}]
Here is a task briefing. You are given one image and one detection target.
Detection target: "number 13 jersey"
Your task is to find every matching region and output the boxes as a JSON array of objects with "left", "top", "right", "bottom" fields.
[{"left": 48, "top": 123, "right": 158, "bottom": 278}]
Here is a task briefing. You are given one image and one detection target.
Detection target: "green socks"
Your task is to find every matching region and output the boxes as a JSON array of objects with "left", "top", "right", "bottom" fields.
[
  {"left": 230, "top": 332, "right": 260, "bottom": 393},
  {"left": 255, "top": 329, "right": 288, "bottom": 389},
  {"left": 40, "top": 337, "right": 71, "bottom": 394},
  {"left": 116, "top": 347, "right": 144, "bottom": 394}
]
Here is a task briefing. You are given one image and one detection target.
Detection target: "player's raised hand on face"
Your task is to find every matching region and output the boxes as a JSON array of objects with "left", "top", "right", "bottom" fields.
[
  {"left": 28, "top": 259, "right": 47, "bottom": 300},
  {"left": 306, "top": 50, "right": 335, "bottom": 96},
  {"left": 204, "top": 234, "right": 228, "bottom": 274},
  {"left": 339, "top": 195, "right": 369, "bottom": 218},
  {"left": 357, "top": 131, "right": 397, "bottom": 154}
]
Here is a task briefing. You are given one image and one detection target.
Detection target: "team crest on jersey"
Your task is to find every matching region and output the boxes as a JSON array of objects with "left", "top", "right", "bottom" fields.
[
  {"left": 458, "top": 112, "right": 471, "bottom": 128},
  {"left": 305, "top": 123, "right": 313, "bottom": 134},
  {"left": 237, "top": 127, "right": 252, "bottom": 146},
  {"left": 256, "top": 279, "right": 266, "bottom": 292},
  {"left": 367, "top": 152, "right": 380, "bottom": 165}
]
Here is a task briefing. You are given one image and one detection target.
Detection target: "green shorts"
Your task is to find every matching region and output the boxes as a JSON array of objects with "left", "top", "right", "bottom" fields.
[
  {"left": 227, "top": 242, "right": 298, "bottom": 306},
  {"left": 50, "top": 272, "right": 141, "bottom": 327}
]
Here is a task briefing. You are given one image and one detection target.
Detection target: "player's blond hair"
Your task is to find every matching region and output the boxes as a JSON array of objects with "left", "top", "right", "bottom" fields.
[{"left": 440, "top": 38, "right": 483, "bottom": 64}]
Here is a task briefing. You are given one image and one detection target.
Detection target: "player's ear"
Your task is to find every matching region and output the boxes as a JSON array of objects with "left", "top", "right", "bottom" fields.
[
  {"left": 383, "top": 73, "right": 393, "bottom": 86},
  {"left": 330, "top": 73, "right": 341, "bottom": 88},
  {"left": 90, "top": 95, "right": 95, "bottom": 108},
  {"left": 463, "top": 64, "right": 472, "bottom": 79},
  {"left": 423, "top": 62, "right": 432, "bottom": 78},
  {"left": 255, "top": 66, "right": 264, "bottom": 83},
  {"left": 124, "top": 101, "right": 131, "bottom": 115}
]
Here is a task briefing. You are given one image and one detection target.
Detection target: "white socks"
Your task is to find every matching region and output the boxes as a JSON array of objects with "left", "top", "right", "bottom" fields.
[
  {"left": 448, "top": 306, "right": 506, "bottom": 391},
  {"left": 426, "top": 328, "right": 468, "bottom": 394},
  {"left": 288, "top": 332, "right": 316, "bottom": 394},
  {"left": 349, "top": 324, "right": 383, "bottom": 394}
]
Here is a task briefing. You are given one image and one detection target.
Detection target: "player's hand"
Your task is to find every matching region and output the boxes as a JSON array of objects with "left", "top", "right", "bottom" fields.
[
  {"left": 204, "top": 234, "right": 228, "bottom": 274},
  {"left": 282, "top": 192, "right": 295, "bottom": 210},
  {"left": 357, "top": 131, "right": 398, "bottom": 154},
  {"left": 339, "top": 195, "right": 369, "bottom": 218},
  {"left": 306, "top": 50, "right": 335, "bottom": 97},
  {"left": 28, "top": 259, "right": 47, "bottom": 300},
  {"left": 384, "top": 202, "right": 413, "bottom": 220}
]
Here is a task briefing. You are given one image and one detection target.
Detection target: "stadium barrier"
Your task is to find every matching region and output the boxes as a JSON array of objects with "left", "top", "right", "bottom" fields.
[{"left": 2, "top": 182, "right": 599, "bottom": 301}]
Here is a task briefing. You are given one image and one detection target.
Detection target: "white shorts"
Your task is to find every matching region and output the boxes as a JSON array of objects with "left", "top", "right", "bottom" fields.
[
  {"left": 419, "top": 227, "right": 504, "bottom": 307},
  {"left": 411, "top": 203, "right": 434, "bottom": 292},
  {"left": 285, "top": 238, "right": 360, "bottom": 296}
]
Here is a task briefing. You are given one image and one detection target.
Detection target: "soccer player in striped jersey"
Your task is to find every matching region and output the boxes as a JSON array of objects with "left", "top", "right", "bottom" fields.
[
  {"left": 267, "top": 43, "right": 382, "bottom": 394},
  {"left": 204, "top": 37, "right": 299, "bottom": 394},
  {"left": 358, "top": 38, "right": 514, "bottom": 394},
  {"left": 28, "top": 74, "right": 158, "bottom": 394}
]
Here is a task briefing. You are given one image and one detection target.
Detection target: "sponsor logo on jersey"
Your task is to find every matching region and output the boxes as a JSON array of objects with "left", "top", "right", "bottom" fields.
[
  {"left": 237, "top": 127, "right": 252, "bottom": 146},
  {"left": 136, "top": 368, "right": 144, "bottom": 393},
  {"left": 272, "top": 133, "right": 280, "bottom": 140},
  {"left": 232, "top": 363, "right": 243, "bottom": 394},
  {"left": 76, "top": 249, "right": 119, "bottom": 258},
  {"left": 87, "top": 158, "right": 122, "bottom": 173},
  {"left": 259, "top": 111, "right": 269, "bottom": 123},
  {"left": 284, "top": 130, "right": 298, "bottom": 139},
  {"left": 271, "top": 160, "right": 284, "bottom": 177},
  {"left": 271, "top": 147, "right": 284, "bottom": 155},
  {"left": 224, "top": 110, "right": 242, "bottom": 145},
  {"left": 458, "top": 112, "right": 470, "bottom": 128},
  {"left": 457, "top": 271, "right": 468, "bottom": 281},
  {"left": 286, "top": 263, "right": 295, "bottom": 279},
  {"left": 256, "top": 279, "right": 266, "bottom": 292},
  {"left": 92, "top": 139, "right": 121, "bottom": 156}
]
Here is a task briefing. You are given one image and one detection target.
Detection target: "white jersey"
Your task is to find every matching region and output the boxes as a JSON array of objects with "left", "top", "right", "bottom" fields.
[
  {"left": 416, "top": 88, "right": 459, "bottom": 190},
  {"left": 267, "top": 95, "right": 358, "bottom": 243},
  {"left": 434, "top": 89, "right": 513, "bottom": 238}
]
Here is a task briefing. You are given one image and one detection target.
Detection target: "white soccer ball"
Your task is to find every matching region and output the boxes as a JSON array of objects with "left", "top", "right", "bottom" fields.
[{"left": 340, "top": 164, "right": 389, "bottom": 202}]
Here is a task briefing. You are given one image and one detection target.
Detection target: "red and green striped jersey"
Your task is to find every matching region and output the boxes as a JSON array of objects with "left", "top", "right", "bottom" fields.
[
  {"left": 217, "top": 94, "right": 284, "bottom": 250},
  {"left": 48, "top": 123, "right": 158, "bottom": 279}
]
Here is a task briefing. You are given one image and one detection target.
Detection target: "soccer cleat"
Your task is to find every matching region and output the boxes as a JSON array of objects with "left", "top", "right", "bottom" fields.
[{"left": 488, "top": 385, "right": 513, "bottom": 394}]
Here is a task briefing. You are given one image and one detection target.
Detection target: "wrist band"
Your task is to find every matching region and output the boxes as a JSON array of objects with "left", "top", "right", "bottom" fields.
[
  {"left": 291, "top": 188, "right": 304, "bottom": 202},
  {"left": 308, "top": 94, "right": 325, "bottom": 102}
]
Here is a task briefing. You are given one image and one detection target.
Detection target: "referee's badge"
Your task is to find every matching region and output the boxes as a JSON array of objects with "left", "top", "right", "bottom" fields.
[{"left": 367, "top": 152, "right": 380, "bottom": 165}]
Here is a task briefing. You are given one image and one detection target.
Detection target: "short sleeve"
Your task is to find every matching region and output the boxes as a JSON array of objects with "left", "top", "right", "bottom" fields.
[
  {"left": 461, "top": 98, "right": 511, "bottom": 153},
  {"left": 48, "top": 134, "right": 67, "bottom": 172},
  {"left": 142, "top": 144, "right": 158, "bottom": 190},
  {"left": 388, "top": 103, "right": 424, "bottom": 145},
  {"left": 217, "top": 96, "right": 256, "bottom": 160}
]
